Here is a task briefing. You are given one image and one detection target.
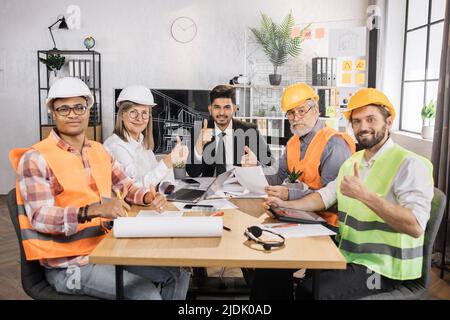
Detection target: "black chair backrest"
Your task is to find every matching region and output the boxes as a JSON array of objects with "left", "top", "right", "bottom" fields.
[
  {"left": 7, "top": 189, "right": 97, "bottom": 300},
  {"left": 420, "top": 187, "right": 446, "bottom": 288},
  {"left": 7, "top": 189, "right": 52, "bottom": 298}
]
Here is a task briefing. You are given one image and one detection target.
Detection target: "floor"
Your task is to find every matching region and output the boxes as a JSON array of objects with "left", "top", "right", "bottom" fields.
[{"left": 1, "top": 194, "right": 449, "bottom": 300}]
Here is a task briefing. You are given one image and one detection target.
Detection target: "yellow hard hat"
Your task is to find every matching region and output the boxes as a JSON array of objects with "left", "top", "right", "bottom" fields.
[
  {"left": 281, "top": 83, "right": 319, "bottom": 113},
  {"left": 344, "top": 88, "right": 396, "bottom": 121}
]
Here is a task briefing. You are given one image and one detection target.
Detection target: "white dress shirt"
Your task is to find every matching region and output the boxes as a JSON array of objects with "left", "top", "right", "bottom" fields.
[
  {"left": 194, "top": 121, "right": 234, "bottom": 171},
  {"left": 317, "top": 138, "right": 433, "bottom": 231},
  {"left": 103, "top": 133, "right": 174, "bottom": 188}
]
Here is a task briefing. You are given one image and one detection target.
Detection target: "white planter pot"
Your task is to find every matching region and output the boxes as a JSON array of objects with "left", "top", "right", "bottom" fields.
[
  {"left": 173, "top": 168, "right": 186, "bottom": 180},
  {"left": 285, "top": 182, "right": 299, "bottom": 189},
  {"left": 49, "top": 70, "right": 62, "bottom": 87},
  {"left": 421, "top": 125, "right": 434, "bottom": 140}
]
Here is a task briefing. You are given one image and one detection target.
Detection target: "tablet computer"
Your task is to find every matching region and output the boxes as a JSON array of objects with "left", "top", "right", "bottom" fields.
[{"left": 267, "top": 207, "right": 326, "bottom": 225}]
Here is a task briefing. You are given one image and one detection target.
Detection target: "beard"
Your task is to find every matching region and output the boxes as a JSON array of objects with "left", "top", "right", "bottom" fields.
[
  {"left": 290, "top": 122, "right": 311, "bottom": 137},
  {"left": 355, "top": 124, "right": 387, "bottom": 149},
  {"left": 213, "top": 114, "right": 231, "bottom": 125}
]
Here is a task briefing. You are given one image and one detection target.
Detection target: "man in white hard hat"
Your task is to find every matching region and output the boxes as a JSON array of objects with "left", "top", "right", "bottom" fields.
[{"left": 9, "top": 77, "right": 190, "bottom": 300}]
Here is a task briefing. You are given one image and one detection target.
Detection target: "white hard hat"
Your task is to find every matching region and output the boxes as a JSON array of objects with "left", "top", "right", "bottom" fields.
[
  {"left": 46, "top": 77, "right": 94, "bottom": 109},
  {"left": 116, "top": 85, "right": 156, "bottom": 107}
]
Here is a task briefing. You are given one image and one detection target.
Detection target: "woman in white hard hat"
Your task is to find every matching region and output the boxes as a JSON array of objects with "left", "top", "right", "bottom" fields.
[{"left": 104, "top": 85, "right": 188, "bottom": 187}]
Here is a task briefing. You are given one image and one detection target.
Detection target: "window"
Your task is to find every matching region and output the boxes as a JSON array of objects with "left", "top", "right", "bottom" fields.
[{"left": 400, "top": 0, "right": 446, "bottom": 133}]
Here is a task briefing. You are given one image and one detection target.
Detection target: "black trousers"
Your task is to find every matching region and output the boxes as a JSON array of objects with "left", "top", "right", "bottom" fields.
[{"left": 250, "top": 264, "right": 404, "bottom": 300}]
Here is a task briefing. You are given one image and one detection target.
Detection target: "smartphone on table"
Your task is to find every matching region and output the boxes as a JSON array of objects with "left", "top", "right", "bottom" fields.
[{"left": 181, "top": 178, "right": 200, "bottom": 187}]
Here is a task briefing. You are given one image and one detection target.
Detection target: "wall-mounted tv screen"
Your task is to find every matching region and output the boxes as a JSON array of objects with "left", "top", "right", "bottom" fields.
[{"left": 114, "top": 89, "right": 210, "bottom": 153}]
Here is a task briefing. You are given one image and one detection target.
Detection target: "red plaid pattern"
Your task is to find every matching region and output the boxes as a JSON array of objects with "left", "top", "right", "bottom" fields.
[{"left": 17, "top": 130, "right": 150, "bottom": 268}]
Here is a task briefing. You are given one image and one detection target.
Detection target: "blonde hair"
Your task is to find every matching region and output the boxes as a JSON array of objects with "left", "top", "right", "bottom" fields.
[{"left": 114, "top": 101, "right": 154, "bottom": 150}]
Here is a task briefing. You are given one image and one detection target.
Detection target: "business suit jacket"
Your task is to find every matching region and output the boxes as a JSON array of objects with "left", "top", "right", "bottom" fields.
[{"left": 186, "top": 118, "right": 273, "bottom": 177}]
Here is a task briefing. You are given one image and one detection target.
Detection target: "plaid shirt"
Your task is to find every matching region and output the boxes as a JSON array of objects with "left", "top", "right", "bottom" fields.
[{"left": 17, "top": 130, "right": 150, "bottom": 268}]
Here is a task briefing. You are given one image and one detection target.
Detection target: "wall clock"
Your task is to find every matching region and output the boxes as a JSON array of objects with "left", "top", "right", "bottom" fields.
[{"left": 170, "top": 17, "right": 197, "bottom": 43}]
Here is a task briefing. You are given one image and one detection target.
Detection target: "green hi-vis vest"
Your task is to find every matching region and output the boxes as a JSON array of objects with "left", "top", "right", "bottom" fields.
[{"left": 336, "top": 144, "right": 433, "bottom": 280}]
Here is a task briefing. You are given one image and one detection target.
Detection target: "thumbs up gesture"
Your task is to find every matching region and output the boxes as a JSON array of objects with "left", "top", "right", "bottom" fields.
[
  {"left": 195, "top": 119, "right": 214, "bottom": 155},
  {"left": 340, "top": 161, "right": 367, "bottom": 200},
  {"left": 241, "top": 145, "right": 258, "bottom": 167},
  {"left": 170, "top": 136, "right": 189, "bottom": 165}
]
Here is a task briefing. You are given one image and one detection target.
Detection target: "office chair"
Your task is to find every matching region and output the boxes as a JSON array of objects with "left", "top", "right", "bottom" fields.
[
  {"left": 7, "top": 189, "right": 98, "bottom": 300},
  {"left": 360, "top": 187, "right": 446, "bottom": 300}
]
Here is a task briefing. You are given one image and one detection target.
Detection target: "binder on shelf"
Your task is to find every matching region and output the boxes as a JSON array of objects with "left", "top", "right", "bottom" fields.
[
  {"left": 47, "top": 111, "right": 53, "bottom": 125},
  {"left": 321, "top": 58, "right": 327, "bottom": 87},
  {"left": 318, "top": 88, "right": 332, "bottom": 117},
  {"left": 69, "top": 60, "right": 75, "bottom": 77},
  {"left": 80, "top": 60, "right": 85, "bottom": 83},
  {"left": 312, "top": 58, "right": 316, "bottom": 85},
  {"left": 312, "top": 57, "right": 321, "bottom": 86},
  {"left": 317, "top": 89, "right": 326, "bottom": 117},
  {"left": 330, "top": 88, "right": 338, "bottom": 106},
  {"left": 89, "top": 103, "right": 98, "bottom": 125},
  {"left": 86, "top": 60, "right": 91, "bottom": 87},
  {"left": 331, "top": 58, "right": 337, "bottom": 86},
  {"left": 73, "top": 59, "right": 80, "bottom": 78},
  {"left": 312, "top": 57, "right": 338, "bottom": 87},
  {"left": 326, "top": 58, "right": 332, "bottom": 87}
]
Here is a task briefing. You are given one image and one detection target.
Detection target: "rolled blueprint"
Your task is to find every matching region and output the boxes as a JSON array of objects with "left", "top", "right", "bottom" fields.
[{"left": 113, "top": 216, "right": 223, "bottom": 238}]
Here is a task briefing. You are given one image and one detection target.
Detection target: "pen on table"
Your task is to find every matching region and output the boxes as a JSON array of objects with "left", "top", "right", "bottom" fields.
[
  {"left": 271, "top": 223, "right": 298, "bottom": 228},
  {"left": 115, "top": 190, "right": 128, "bottom": 217},
  {"left": 209, "top": 212, "right": 231, "bottom": 231}
]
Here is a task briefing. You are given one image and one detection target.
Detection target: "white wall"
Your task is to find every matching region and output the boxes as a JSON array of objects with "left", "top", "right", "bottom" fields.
[{"left": 0, "top": 0, "right": 368, "bottom": 194}]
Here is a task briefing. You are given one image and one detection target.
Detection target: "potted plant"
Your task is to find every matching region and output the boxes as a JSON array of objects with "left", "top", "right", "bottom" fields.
[
  {"left": 285, "top": 167, "right": 303, "bottom": 187},
  {"left": 39, "top": 54, "right": 66, "bottom": 86},
  {"left": 173, "top": 161, "right": 187, "bottom": 180},
  {"left": 250, "top": 11, "right": 309, "bottom": 86},
  {"left": 421, "top": 99, "right": 436, "bottom": 140}
]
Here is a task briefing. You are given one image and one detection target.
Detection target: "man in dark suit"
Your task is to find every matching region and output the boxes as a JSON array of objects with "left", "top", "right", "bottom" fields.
[{"left": 186, "top": 84, "right": 272, "bottom": 177}]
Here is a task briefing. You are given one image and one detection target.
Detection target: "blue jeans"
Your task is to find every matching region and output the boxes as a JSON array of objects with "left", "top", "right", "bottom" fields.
[{"left": 45, "top": 264, "right": 190, "bottom": 300}]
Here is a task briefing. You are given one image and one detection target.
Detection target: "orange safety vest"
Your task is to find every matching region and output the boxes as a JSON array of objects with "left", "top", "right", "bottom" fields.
[
  {"left": 286, "top": 127, "right": 356, "bottom": 227},
  {"left": 9, "top": 135, "right": 112, "bottom": 261}
]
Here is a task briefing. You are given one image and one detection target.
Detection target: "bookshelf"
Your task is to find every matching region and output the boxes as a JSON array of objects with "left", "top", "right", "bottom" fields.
[
  {"left": 234, "top": 84, "right": 351, "bottom": 159},
  {"left": 37, "top": 50, "right": 102, "bottom": 141}
]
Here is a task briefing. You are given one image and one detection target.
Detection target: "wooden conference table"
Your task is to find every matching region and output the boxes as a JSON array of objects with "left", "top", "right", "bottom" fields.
[{"left": 89, "top": 198, "right": 346, "bottom": 299}]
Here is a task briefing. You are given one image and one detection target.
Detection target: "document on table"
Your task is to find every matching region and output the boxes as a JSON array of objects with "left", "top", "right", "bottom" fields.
[
  {"left": 113, "top": 216, "right": 223, "bottom": 238},
  {"left": 233, "top": 166, "right": 268, "bottom": 195},
  {"left": 137, "top": 211, "right": 183, "bottom": 217},
  {"left": 171, "top": 199, "right": 238, "bottom": 211},
  {"left": 260, "top": 223, "right": 336, "bottom": 238}
]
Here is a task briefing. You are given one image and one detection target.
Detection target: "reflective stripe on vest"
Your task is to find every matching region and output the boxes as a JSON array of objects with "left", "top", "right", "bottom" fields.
[
  {"left": 9, "top": 135, "right": 113, "bottom": 261},
  {"left": 339, "top": 239, "right": 423, "bottom": 260},
  {"left": 336, "top": 144, "right": 433, "bottom": 280}
]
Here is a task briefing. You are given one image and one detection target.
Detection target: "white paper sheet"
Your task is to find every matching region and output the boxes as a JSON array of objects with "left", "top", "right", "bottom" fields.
[
  {"left": 221, "top": 183, "right": 247, "bottom": 195},
  {"left": 137, "top": 211, "right": 183, "bottom": 217},
  {"left": 260, "top": 223, "right": 336, "bottom": 238},
  {"left": 113, "top": 217, "right": 223, "bottom": 238},
  {"left": 233, "top": 166, "right": 268, "bottom": 195}
]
